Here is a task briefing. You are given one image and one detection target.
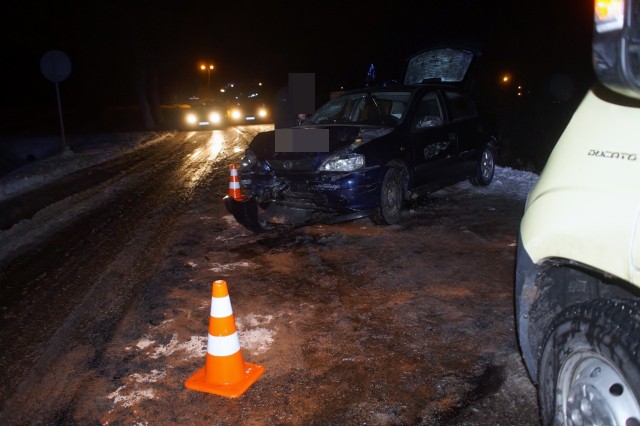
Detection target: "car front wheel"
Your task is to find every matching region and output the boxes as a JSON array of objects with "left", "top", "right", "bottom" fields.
[
  {"left": 470, "top": 144, "right": 495, "bottom": 186},
  {"left": 538, "top": 298, "right": 640, "bottom": 426},
  {"left": 375, "top": 167, "right": 403, "bottom": 225}
]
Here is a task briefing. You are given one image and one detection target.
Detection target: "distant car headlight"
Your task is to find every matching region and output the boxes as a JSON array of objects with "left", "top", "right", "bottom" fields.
[
  {"left": 258, "top": 108, "right": 268, "bottom": 118},
  {"left": 230, "top": 108, "right": 242, "bottom": 120},
  {"left": 186, "top": 113, "right": 197, "bottom": 124},
  {"left": 209, "top": 112, "right": 222, "bottom": 124},
  {"left": 318, "top": 153, "right": 365, "bottom": 172}
]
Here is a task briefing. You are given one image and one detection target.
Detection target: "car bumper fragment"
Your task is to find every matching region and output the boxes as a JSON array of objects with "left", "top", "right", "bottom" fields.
[
  {"left": 224, "top": 194, "right": 379, "bottom": 233},
  {"left": 264, "top": 202, "right": 314, "bottom": 225},
  {"left": 223, "top": 196, "right": 267, "bottom": 233}
]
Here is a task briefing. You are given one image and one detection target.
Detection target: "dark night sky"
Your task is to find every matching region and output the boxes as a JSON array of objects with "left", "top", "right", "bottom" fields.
[{"left": 0, "top": 1, "right": 594, "bottom": 111}]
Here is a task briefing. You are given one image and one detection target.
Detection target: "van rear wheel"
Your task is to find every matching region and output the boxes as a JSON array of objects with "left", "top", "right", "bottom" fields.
[{"left": 538, "top": 299, "right": 640, "bottom": 425}]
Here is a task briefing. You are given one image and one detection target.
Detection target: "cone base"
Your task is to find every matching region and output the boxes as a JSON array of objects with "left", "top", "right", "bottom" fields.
[{"left": 184, "top": 362, "right": 264, "bottom": 398}]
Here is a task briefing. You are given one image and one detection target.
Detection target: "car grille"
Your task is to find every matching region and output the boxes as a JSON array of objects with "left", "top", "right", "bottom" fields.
[
  {"left": 271, "top": 177, "right": 332, "bottom": 210},
  {"left": 267, "top": 158, "right": 316, "bottom": 172}
]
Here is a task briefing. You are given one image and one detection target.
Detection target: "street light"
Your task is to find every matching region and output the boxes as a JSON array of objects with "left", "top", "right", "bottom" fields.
[{"left": 200, "top": 64, "right": 214, "bottom": 97}]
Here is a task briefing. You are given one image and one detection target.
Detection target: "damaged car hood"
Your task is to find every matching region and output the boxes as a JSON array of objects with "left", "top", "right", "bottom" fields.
[{"left": 248, "top": 125, "right": 392, "bottom": 162}]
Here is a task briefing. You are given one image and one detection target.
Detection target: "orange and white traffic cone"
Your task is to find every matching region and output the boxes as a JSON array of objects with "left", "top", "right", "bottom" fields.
[
  {"left": 228, "top": 164, "right": 242, "bottom": 201},
  {"left": 185, "top": 280, "right": 264, "bottom": 398}
]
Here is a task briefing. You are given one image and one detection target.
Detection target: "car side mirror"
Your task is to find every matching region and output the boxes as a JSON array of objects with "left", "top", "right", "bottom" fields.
[{"left": 414, "top": 115, "right": 443, "bottom": 130}]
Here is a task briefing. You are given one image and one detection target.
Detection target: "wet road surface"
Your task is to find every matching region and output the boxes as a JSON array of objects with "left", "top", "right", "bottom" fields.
[
  {"left": 0, "top": 126, "right": 265, "bottom": 421},
  {"left": 0, "top": 125, "right": 541, "bottom": 424}
]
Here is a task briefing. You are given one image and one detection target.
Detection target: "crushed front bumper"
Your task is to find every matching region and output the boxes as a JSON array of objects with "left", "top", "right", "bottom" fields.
[
  {"left": 224, "top": 195, "right": 376, "bottom": 233},
  {"left": 223, "top": 195, "right": 314, "bottom": 233},
  {"left": 225, "top": 167, "right": 382, "bottom": 233}
]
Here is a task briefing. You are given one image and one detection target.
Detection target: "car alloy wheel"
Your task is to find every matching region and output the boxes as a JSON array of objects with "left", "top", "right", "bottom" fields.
[
  {"left": 377, "top": 167, "right": 403, "bottom": 225},
  {"left": 470, "top": 144, "right": 495, "bottom": 186}
]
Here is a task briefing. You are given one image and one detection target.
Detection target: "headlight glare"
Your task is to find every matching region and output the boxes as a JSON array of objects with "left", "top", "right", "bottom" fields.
[
  {"left": 230, "top": 108, "right": 242, "bottom": 120},
  {"left": 319, "top": 153, "right": 365, "bottom": 172},
  {"left": 186, "top": 113, "right": 197, "bottom": 124},
  {"left": 209, "top": 112, "right": 221, "bottom": 124}
]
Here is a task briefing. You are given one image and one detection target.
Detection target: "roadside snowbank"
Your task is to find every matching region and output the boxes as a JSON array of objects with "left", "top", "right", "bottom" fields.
[{"left": 0, "top": 132, "right": 172, "bottom": 201}]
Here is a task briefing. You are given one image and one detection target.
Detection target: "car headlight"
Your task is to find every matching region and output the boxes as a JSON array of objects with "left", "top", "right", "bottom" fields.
[
  {"left": 240, "top": 149, "right": 258, "bottom": 172},
  {"left": 318, "top": 153, "right": 365, "bottom": 172},
  {"left": 258, "top": 108, "right": 268, "bottom": 118},
  {"left": 209, "top": 112, "right": 221, "bottom": 124},
  {"left": 186, "top": 113, "right": 197, "bottom": 124},
  {"left": 230, "top": 108, "right": 242, "bottom": 120}
]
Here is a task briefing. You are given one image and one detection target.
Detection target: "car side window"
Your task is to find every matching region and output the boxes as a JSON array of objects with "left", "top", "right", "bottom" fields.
[
  {"left": 412, "top": 91, "right": 444, "bottom": 131},
  {"left": 444, "top": 91, "right": 476, "bottom": 121}
]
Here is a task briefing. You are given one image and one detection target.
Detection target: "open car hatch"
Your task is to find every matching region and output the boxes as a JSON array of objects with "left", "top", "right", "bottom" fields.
[{"left": 404, "top": 47, "right": 476, "bottom": 85}]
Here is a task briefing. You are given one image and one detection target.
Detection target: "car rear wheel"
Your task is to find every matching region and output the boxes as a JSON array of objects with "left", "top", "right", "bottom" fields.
[
  {"left": 538, "top": 299, "right": 640, "bottom": 426},
  {"left": 375, "top": 167, "right": 403, "bottom": 225},
  {"left": 470, "top": 144, "right": 495, "bottom": 186}
]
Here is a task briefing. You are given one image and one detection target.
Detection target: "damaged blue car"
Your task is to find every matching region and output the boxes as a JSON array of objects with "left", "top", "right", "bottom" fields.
[{"left": 225, "top": 47, "right": 498, "bottom": 232}]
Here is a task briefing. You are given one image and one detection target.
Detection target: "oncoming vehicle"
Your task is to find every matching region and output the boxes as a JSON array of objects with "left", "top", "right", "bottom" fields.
[
  {"left": 225, "top": 47, "right": 498, "bottom": 232},
  {"left": 183, "top": 99, "right": 226, "bottom": 129},
  {"left": 228, "top": 98, "right": 270, "bottom": 124},
  {"left": 515, "top": 1, "right": 640, "bottom": 424},
  {"left": 225, "top": 83, "right": 272, "bottom": 125}
]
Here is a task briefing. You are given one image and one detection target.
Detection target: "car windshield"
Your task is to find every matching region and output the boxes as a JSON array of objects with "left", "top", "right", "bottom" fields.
[{"left": 306, "top": 91, "right": 412, "bottom": 126}]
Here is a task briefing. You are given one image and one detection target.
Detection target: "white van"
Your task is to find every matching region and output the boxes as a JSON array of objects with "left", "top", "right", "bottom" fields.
[{"left": 515, "top": 1, "right": 640, "bottom": 424}]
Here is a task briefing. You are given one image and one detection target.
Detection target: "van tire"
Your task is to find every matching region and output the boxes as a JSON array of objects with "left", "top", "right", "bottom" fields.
[{"left": 537, "top": 298, "right": 640, "bottom": 425}]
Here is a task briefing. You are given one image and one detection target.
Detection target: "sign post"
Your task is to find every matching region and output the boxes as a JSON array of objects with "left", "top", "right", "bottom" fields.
[{"left": 40, "top": 50, "right": 72, "bottom": 153}]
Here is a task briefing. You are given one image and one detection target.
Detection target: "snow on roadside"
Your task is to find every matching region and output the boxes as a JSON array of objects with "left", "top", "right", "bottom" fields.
[
  {"left": 107, "top": 386, "right": 155, "bottom": 410},
  {"left": 445, "top": 166, "right": 539, "bottom": 201},
  {"left": 237, "top": 314, "right": 276, "bottom": 355},
  {"left": 472, "top": 166, "right": 539, "bottom": 200},
  {"left": 105, "top": 313, "right": 276, "bottom": 411},
  {"left": 0, "top": 132, "right": 172, "bottom": 202}
]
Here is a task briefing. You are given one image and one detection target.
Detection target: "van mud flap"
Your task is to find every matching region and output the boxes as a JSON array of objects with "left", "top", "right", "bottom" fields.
[{"left": 223, "top": 196, "right": 268, "bottom": 233}]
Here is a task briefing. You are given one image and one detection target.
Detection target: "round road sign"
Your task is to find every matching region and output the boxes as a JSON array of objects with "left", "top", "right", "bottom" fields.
[{"left": 40, "top": 50, "right": 71, "bottom": 82}]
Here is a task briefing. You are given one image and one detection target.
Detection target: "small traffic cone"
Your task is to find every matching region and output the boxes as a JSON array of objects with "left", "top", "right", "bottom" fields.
[
  {"left": 228, "top": 164, "right": 243, "bottom": 201},
  {"left": 185, "top": 280, "right": 264, "bottom": 398}
]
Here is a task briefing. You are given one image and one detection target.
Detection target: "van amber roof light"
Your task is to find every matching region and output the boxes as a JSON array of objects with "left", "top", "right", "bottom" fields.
[{"left": 595, "top": 0, "right": 624, "bottom": 33}]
